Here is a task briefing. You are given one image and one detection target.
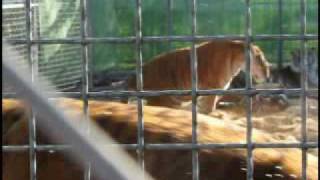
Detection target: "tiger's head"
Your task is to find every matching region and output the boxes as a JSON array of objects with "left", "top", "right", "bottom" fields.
[{"left": 251, "top": 45, "right": 271, "bottom": 83}]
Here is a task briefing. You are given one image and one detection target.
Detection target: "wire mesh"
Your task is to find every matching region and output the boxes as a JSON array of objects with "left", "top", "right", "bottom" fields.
[
  {"left": 2, "top": 45, "right": 152, "bottom": 180},
  {"left": 37, "top": 0, "right": 82, "bottom": 91},
  {"left": 2, "top": 0, "right": 318, "bottom": 180},
  {"left": 2, "top": 0, "right": 30, "bottom": 90},
  {"left": 2, "top": 0, "right": 83, "bottom": 92}
]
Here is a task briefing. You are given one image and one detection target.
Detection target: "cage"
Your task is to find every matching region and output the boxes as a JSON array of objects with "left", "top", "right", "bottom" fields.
[{"left": 2, "top": 0, "right": 318, "bottom": 180}]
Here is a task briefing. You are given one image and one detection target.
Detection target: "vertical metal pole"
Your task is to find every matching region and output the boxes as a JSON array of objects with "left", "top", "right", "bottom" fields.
[
  {"left": 26, "top": 0, "right": 37, "bottom": 179},
  {"left": 80, "top": 0, "right": 91, "bottom": 178},
  {"left": 167, "top": 0, "right": 173, "bottom": 51},
  {"left": 299, "top": 0, "right": 308, "bottom": 179},
  {"left": 277, "top": 0, "right": 283, "bottom": 71},
  {"left": 244, "top": 0, "right": 254, "bottom": 179},
  {"left": 86, "top": 1, "right": 94, "bottom": 91},
  {"left": 135, "top": 0, "right": 145, "bottom": 177},
  {"left": 190, "top": 0, "right": 199, "bottom": 180}
]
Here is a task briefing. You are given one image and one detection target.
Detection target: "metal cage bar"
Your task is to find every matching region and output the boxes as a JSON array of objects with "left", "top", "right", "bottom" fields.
[
  {"left": 2, "top": 0, "right": 319, "bottom": 180},
  {"left": 4, "top": 34, "right": 318, "bottom": 44},
  {"left": 25, "top": 0, "right": 37, "bottom": 179},
  {"left": 79, "top": 0, "right": 91, "bottom": 179},
  {"left": 134, "top": 0, "right": 145, "bottom": 175},
  {"left": 3, "top": 141, "right": 318, "bottom": 152},
  {"left": 244, "top": 0, "right": 254, "bottom": 179},
  {"left": 190, "top": 0, "right": 199, "bottom": 179},
  {"left": 3, "top": 88, "right": 319, "bottom": 99},
  {"left": 299, "top": 0, "right": 308, "bottom": 179}
]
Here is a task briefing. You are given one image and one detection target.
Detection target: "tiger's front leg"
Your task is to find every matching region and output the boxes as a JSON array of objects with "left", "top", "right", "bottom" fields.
[{"left": 197, "top": 95, "right": 220, "bottom": 114}]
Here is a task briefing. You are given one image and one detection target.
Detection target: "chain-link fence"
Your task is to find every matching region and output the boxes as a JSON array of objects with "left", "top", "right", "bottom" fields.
[{"left": 2, "top": 0, "right": 82, "bottom": 92}]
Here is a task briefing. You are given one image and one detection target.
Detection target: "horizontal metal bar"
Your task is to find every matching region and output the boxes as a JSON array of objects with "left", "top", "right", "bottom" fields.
[
  {"left": 2, "top": 3, "right": 39, "bottom": 9},
  {"left": 2, "top": 91, "right": 81, "bottom": 98},
  {"left": 197, "top": 89, "right": 317, "bottom": 97},
  {"left": 2, "top": 89, "right": 318, "bottom": 98},
  {"left": 253, "top": 143, "right": 318, "bottom": 149},
  {"left": 4, "top": 37, "right": 136, "bottom": 44},
  {"left": 2, "top": 144, "right": 138, "bottom": 152},
  {"left": 144, "top": 34, "right": 319, "bottom": 42},
  {"left": 3, "top": 145, "right": 70, "bottom": 152},
  {"left": 4, "top": 34, "right": 318, "bottom": 44},
  {"left": 3, "top": 142, "right": 318, "bottom": 152},
  {"left": 147, "top": 142, "right": 319, "bottom": 150}
]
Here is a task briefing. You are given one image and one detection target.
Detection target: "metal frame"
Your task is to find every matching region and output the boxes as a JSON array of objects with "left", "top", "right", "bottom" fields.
[{"left": 2, "top": 0, "right": 318, "bottom": 180}]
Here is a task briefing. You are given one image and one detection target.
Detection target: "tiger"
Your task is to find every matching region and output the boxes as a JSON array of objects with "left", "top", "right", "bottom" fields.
[
  {"left": 3, "top": 98, "right": 317, "bottom": 180},
  {"left": 127, "top": 40, "right": 271, "bottom": 113}
]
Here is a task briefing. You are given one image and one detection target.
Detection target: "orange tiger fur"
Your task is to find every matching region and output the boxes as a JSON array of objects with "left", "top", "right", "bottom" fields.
[
  {"left": 127, "top": 40, "right": 271, "bottom": 113},
  {"left": 3, "top": 98, "right": 317, "bottom": 180},
  {"left": 2, "top": 99, "right": 29, "bottom": 136}
]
